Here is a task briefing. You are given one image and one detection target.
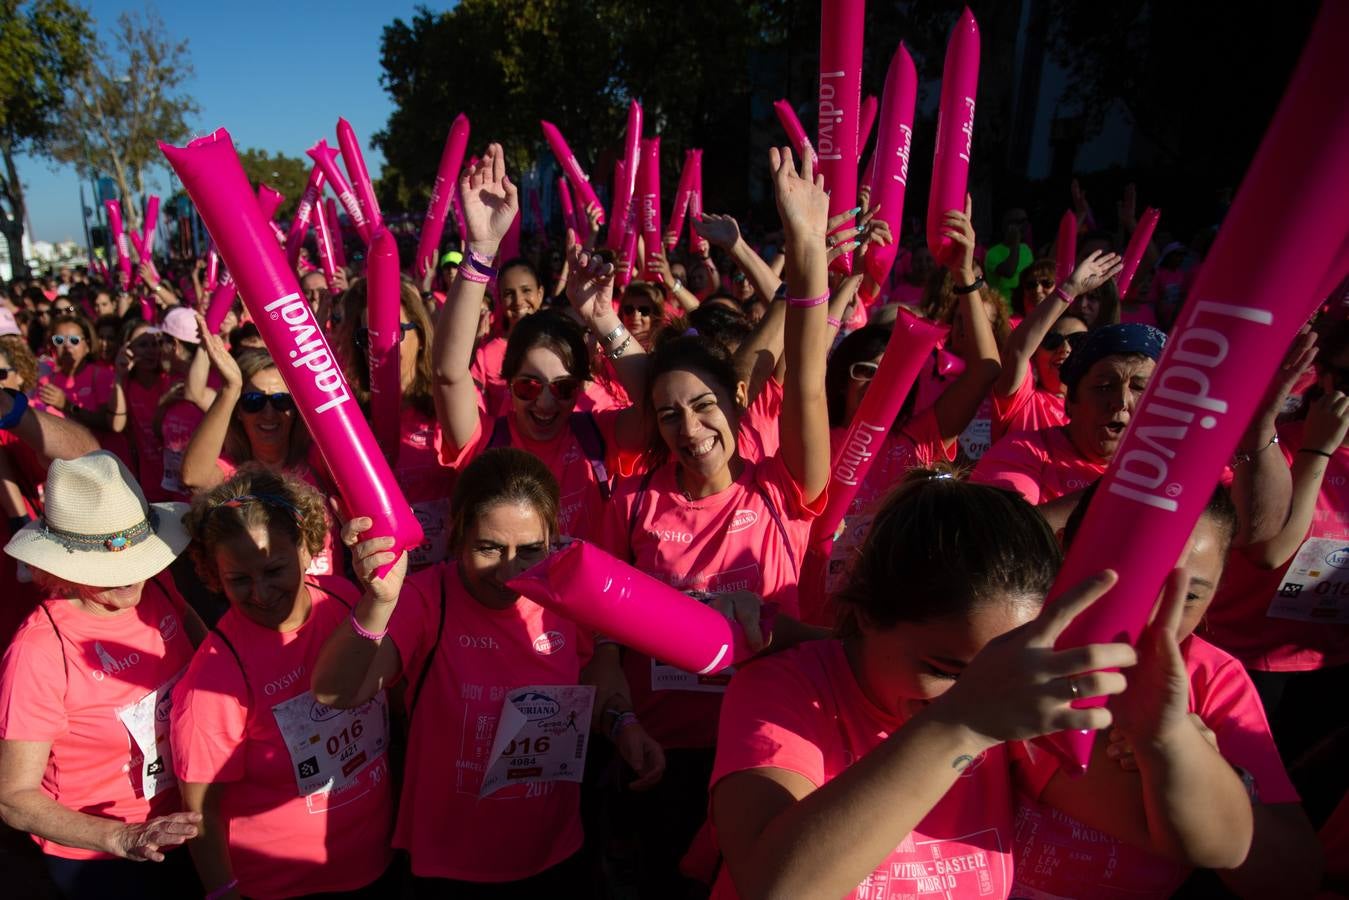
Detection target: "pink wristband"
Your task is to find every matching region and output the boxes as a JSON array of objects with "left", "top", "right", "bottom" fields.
[
  {"left": 458, "top": 266, "right": 491, "bottom": 285},
  {"left": 827, "top": 315, "right": 842, "bottom": 329},
  {"left": 787, "top": 291, "right": 830, "bottom": 308},
  {"left": 205, "top": 879, "right": 238, "bottom": 900},
  {"left": 1052, "top": 285, "right": 1074, "bottom": 305},
  {"left": 349, "top": 611, "right": 387, "bottom": 641}
]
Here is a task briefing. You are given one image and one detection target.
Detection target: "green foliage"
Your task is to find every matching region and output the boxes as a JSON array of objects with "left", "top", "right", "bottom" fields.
[{"left": 238, "top": 147, "right": 309, "bottom": 219}]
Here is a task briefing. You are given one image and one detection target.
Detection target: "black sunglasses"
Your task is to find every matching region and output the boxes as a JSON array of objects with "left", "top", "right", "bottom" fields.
[
  {"left": 1031, "top": 279, "right": 1055, "bottom": 290},
  {"left": 354, "top": 322, "right": 417, "bottom": 350},
  {"left": 1040, "top": 332, "right": 1070, "bottom": 352},
  {"left": 239, "top": 391, "right": 295, "bottom": 414},
  {"left": 620, "top": 304, "right": 655, "bottom": 318},
  {"left": 0, "top": 367, "right": 11, "bottom": 380}
]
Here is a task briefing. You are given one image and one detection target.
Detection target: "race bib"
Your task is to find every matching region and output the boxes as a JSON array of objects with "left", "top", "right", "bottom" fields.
[
  {"left": 409, "top": 498, "right": 450, "bottom": 568},
  {"left": 1268, "top": 536, "right": 1349, "bottom": 624},
  {"left": 271, "top": 691, "right": 390, "bottom": 811},
  {"left": 160, "top": 447, "right": 184, "bottom": 495},
  {"left": 958, "top": 414, "right": 992, "bottom": 461},
  {"left": 650, "top": 590, "right": 738, "bottom": 693},
  {"left": 116, "top": 669, "right": 185, "bottom": 801},
  {"left": 479, "top": 685, "right": 594, "bottom": 799}
]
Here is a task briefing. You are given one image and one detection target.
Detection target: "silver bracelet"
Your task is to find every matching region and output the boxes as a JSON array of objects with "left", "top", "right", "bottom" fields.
[
  {"left": 607, "top": 334, "right": 634, "bottom": 360},
  {"left": 600, "top": 323, "right": 627, "bottom": 345},
  {"left": 1231, "top": 433, "right": 1278, "bottom": 467},
  {"left": 672, "top": 278, "right": 684, "bottom": 294}
]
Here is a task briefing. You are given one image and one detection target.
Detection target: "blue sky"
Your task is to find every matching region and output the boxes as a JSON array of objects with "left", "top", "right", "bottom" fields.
[{"left": 19, "top": 0, "right": 441, "bottom": 243}]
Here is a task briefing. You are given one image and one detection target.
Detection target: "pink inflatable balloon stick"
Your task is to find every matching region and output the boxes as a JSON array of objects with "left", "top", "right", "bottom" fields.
[
  {"left": 810, "top": 307, "right": 945, "bottom": 545},
  {"left": 607, "top": 100, "right": 643, "bottom": 252},
  {"left": 205, "top": 246, "right": 220, "bottom": 293},
  {"left": 203, "top": 270, "right": 237, "bottom": 337},
  {"left": 104, "top": 200, "right": 133, "bottom": 291},
  {"left": 858, "top": 93, "right": 878, "bottom": 158},
  {"left": 324, "top": 198, "right": 347, "bottom": 269},
  {"left": 637, "top": 138, "right": 662, "bottom": 277},
  {"left": 307, "top": 139, "right": 370, "bottom": 245},
  {"left": 415, "top": 114, "right": 470, "bottom": 282},
  {"left": 256, "top": 184, "right": 286, "bottom": 247},
  {"left": 1115, "top": 207, "right": 1160, "bottom": 298},
  {"left": 1044, "top": 0, "right": 1349, "bottom": 773},
  {"left": 161, "top": 129, "right": 423, "bottom": 571},
  {"left": 926, "top": 7, "right": 980, "bottom": 270},
  {"left": 863, "top": 44, "right": 918, "bottom": 288},
  {"left": 336, "top": 117, "right": 383, "bottom": 241},
  {"left": 540, "top": 120, "right": 605, "bottom": 225},
  {"left": 687, "top": 151, "right": 704, "bottom": 258},
  {"left": 817, "top": 0, "right": 865, "bottom": 274},
  {"left": 1055, "top": 210, "right": 1077, "bottom": 284},
  {"left": 141, "top": 195, "right": 160, "bottom": 262},
  {"left": 557, "top": 176, "right": 579, "bottom": 237},
  {"left": 507, "top": 540, "right": 762, "bottom": 675},
  {"left": 313, "top": 194, "right": 338, "bottom": 291},
  {"left": 286, "top": 165, "right": 327, "bottom": 270},
  {"left": 366, "top": 229, "right": 402, "bottom": 465},
  {"left": 773, "top": 100, "right": 816, "bottom": 167},
  {"left": 667, "top": 149, "right": 700, "bottom": 252}
]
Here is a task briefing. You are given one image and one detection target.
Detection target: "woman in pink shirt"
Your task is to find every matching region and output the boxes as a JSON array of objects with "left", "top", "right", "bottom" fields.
[
  {"left": 171, "top": 468, "right": 397, "bottom": 900},
  {"left": 311, "top": 447, "right": 664, "bottom": 894},
  {"left": 1012, "top": 482, "right": 1321, "bottom": 899},
  {"left": 335, "top": 278, "right": 456, "bottom": 569},
  {"left": 712, "top": 471, "right": 1255, "bottom": 900},
  {"left": 34, "top": 314, "right": 127, "bottom": 456},
  {"left": 0, "top": 451, "right": 205, "bottom": 898}
]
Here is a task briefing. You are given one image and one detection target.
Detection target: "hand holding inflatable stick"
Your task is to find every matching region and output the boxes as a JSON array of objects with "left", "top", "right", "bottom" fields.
[
  {"left": 637, "top": 138, "right": 662, "bottom": 278},
  {"left": 163, "top": 129, "right": 423, "bottom": 573},
  {"left": 540, "top": 120, "right": 605, "bottom": 225},
  {"left": 773, "top": 100, "right": 817, "bottom": 168},
  {"left": 415, "top": 114, "right": 471, "bottom": 283},
  {"left": 607, "top": 101, "right": 643, "bottom": 252},
  {"left": 104, "top": 200, "right": 133, "bottom": 291},
  {"left": 817, "top": 0, "right": 865, "bottom": 273}
]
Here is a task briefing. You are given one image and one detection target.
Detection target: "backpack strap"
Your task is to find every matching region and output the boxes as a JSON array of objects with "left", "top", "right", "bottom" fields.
[
  {"left": 208, "top": 625, "right": 252, "bottom": 707},
  {"left": 36, "top": 602, "right": 68, "bottom": 688},
  {"left": 625, "top": 467, "right": 658, "bottom": 558},
  {"left": 407, "top": 565, "right": 449, "bottom": 719},
  {"left": 752, "top": 481, "right": 799, "bottom": 579},
  {"left": 486, "top": 415, "right": 512, "bottom": 450},
  {"left": 568, "top": 412, "right": 612, "bottom": 501}
]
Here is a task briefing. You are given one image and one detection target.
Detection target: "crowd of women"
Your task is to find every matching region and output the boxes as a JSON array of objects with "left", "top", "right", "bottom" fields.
[{"left": 0, "top": 135, "right": 1344, "bottom": 900}]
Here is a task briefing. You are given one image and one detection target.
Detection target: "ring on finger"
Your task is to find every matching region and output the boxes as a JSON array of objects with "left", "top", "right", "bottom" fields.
[{"left": 1067, "top": 676, "right": 1081, "bottom": 700}]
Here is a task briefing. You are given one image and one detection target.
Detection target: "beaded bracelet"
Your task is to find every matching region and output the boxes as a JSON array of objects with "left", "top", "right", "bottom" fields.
[
  {"left": 349, "top": 611, "right": 387, "bottom": 642},
  {"left": 458, "top": 266, "right": 491, "bottom": 285},
  {"left": 826, "top": 316, "right": 842, "bottom": 329},
  {"left": 787, "top": 291, "right": 829, "bottom": 308}
]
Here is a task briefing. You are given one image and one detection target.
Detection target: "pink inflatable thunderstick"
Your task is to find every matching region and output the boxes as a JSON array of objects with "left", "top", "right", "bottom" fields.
[
  {"left": 324, "top": 198, "right": 347, "bottom": 269},
  {"left": 140, "top": 195, "right": 160, "bottom": 263},
  {"left": 415, "top": 114, "right": 470, "bottom": 282},
  {"left": 307, "top": 138, "right": 371, "bottom": 245},
  {"left": 507, "top": 540, "right": 765, "bottom": 675},
  {"left": 637, "top": 138, "right": 662, "bottom": 277},
  {"left": 926, "top": 7, "right": 980, "bottom": 270},
  {"left": 336, "top": 117, "right": 383, "bottom": 240},
  {"left": 667, "top": 149, "right": 700, "bottom": 252},
  {"left": 858, "top": 93, "right": 878, "bottom": 158},
  {"left": 205, "top": 246, "right": 220, "bottom": 293},
  {"left": 203, "top": 269, "right": 237, "bottom": 337},
  {"left": 863, "top": 43, "right": 918, "bottom": 288},
  {"left": 607, "top": 100, "right": 643, "bottom": 252},
  {"left": 104, "top": 200, "right": 133, "bottom": 291},
  {"left": 557, "top": 176, "right": 579, "bottom": 237},
  {"left": 687, "top": 150, "right": 704, "bottom": 258},
  {"left": 773, "top": 100, "right": 817, "bottom": 167},
  {"left": 367, "top": 229, "right": 402, "bottom": 465},
  {"left": 1116, "top": 207, "right": 1160, "bottom": 298},
  {"left": 285, "top": 165, "right": 326, "bottom": 271},
  {"left": 1055, "top": 210, "right": 1077, "bottom": 284},
  {"left": 1044, "top": 0, "right": 1349, "bottom": 773},
  {"left": 313, "top": 194, "right": 338, "bottom": 291},
  {"left": 162, "top": 129, "right": 423, "bottom": 571},
  {"left": 817, "top": 0, "right": 865, "bottom": 273},
  {"left": 540, "top": 120, "right": 605, "bottom": 224},
  {"left": 257, "top": 184, "right": 287, "bottom": 246}
]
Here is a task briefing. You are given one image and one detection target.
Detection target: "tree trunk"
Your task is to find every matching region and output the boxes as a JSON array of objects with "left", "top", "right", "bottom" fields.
[{"left": 0, "top": 143, "right": 30, "bottom": 279}]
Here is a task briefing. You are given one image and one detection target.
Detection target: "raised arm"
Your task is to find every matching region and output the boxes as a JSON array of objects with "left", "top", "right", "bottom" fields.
[
  {"left": 773, "top": 146, "right": 831, "bottom": 505},
  {"left": 0, "top": 391, "right": 99, "bottom": 463},
  {"left": 431, "top": 144, "right": 518, "bottom": 453},
  {"left": 179, "top": 314, "right": 240, "bottom": 493}
]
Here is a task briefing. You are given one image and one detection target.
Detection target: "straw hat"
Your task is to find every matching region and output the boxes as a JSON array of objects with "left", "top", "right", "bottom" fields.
[{"left": 5, "top": 451, "right": 189, "bottom": 587}]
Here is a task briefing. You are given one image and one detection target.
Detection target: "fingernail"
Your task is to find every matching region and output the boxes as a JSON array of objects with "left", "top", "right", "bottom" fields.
[
  {"left": 855, "top": 225, "right": 866, "bottom": 234},
  {"left": 847, "top": 206, "right": 861, "bottom": 216}
]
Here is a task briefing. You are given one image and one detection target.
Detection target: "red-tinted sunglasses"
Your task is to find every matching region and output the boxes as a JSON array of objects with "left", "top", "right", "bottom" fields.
[{"left": 510, "top": 375, "right": 582, "bottom": 403}]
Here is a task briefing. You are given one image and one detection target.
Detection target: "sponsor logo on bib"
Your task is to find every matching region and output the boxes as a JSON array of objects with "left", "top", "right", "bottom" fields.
[
  {"left": 533, "top": 631, "right": 567, "bottom": 655},
  {"left": 1325, "top": 547, "right": 1349, "bottom": 569}
]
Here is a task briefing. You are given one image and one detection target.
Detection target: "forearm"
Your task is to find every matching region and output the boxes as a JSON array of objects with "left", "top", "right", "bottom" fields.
[
  {"left": 1230, "top": 421, "right": 1290, "bottom": 546},
  {"left": 0, "top": 787, "right": 122, "bottom": 857},
  {"left": 9, "top": 407, "right": 99, "bottom": 461},
  {"left": 180, "top": 386, "right": 238, "bottom": 490},
  {"left": 1247, "top": 454, "right": 1323, "bottom": 568},
  {"left": 183, "top": 789, "right": 238, "bottom": 900},
  {"left": 432, "top": 241, "right": 497, "bottom": 448},
  {"left": 996, "top": 294, "right": 1072, "bottom": 397},
  {"left": 781, "top": 238, "right": 830, "bottom": 500},
  {"left": 184, "top": 348, "right": 214, "bottom": 411},
  {"left": 1217, "top": 803, "right": 1323, "bottom": 899},
  {"left": 586, "top": 308, "right": 647, "bottom": 400},
  {"left": 311, "top": 593, "right": 397, "bottom": 708},
  {"left": 731, "top": 237, "right": 782, "bottom": 302},
  {"left": 580, "top": 643, "right": 632, "bottom": 731}
]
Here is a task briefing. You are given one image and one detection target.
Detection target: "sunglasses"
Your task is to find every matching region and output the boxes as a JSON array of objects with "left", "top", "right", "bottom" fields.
[
  {"left": 849, "top": 361, "right": 879, "bottom": 382},
  {"left": 1032, "top": 279, "right": 1055, "bottom": 290},
  {"left": 52, "top": 305, "right": 76, "bottom": 315},
  {"left": 354, "top": 322, "right": 417, "bottom": 351},
  {"left": 620, "top": 304, "right": 655, "bottom": 318},
  {"left": 0, "top": 367, "right": 11, "bottom": 380},
  {"left": 239, "top": 391, "right": 296, "bottom": 414},
  {"left": 51, "top": 334, "right": 82, "bottom": 347},
  {"left": 1040, "top": 332, "right": 1071, "bottom": 352},
  {"left": 510, "top": 375, "right": 582, "bottom": 403}
]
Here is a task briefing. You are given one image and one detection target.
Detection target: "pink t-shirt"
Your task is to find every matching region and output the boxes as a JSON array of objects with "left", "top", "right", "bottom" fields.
[
  {"left": 36, "top": 362, "right": 128, "bottom": 463},
  {"left": 1010, "top": 635, "right": 1298, "bottom": 900},
  {"left": 387, "top": 562, "right": 594, "bottom": 881},
  {"left": 737, "top": 376, "right": 784, "bottom": 465},
  {"left": 158, "top": 399, "right": 204, "bottom": 501},
  {"left": 1204, "top": 420, "right": 1349, "bottom": 672},
  {"left": 598, "top": 454, "right": 824, "bottom": 748},
  {"left": 710, "top": 640, "right": 1057, "bottom": 900},
  {"left": 0, "top": 578, "right": 196, "bottom": 859},
  {"left": 170, "top": 581, "right": 393, "bottom": 900},
  {"left": 992, "top": 363, "right": 1067, "bottom": 443},
  {"left": 215, "top": 453, "right": 341, "bottom": 579},
  {"left": 971, "top": 426, "right": 1105, "bottom": 505},
  {"left": 395, "top": 404, "right": 456, "bottom": 570},
  {"left": 471, "top": 336, "right": 509, "bottom": 416},
  {"left": 441, "top": 406, "right": 624, "bottom": 543},
  {"left": 125, "top": 371, "right": 178, "bottom": 503}
]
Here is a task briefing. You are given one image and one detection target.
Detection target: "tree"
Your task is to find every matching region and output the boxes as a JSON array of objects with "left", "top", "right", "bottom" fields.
[
  {"left": 50, "top": 8, "right": 196, "bottom": 234},
  {"left": 0, "top": 0, "right": 92, "bottom": 277},
  {"left": 238, "top": 147, "right": 310, "bottom": 219}
]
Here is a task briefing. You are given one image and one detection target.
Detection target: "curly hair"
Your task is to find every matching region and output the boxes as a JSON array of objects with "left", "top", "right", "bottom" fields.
[
  {"left": 0, "top": 334, "right": 38, "bottom": 389},
  {"left": 184, "top": 464, "right": 329, "bottom": 590}
]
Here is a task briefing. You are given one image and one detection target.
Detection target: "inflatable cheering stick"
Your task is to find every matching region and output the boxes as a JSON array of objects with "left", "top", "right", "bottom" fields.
[
  {"left": 367, "top": 229, "right": 402, "bottom": 465},
  {"left": 637, "top": 138, "right": 662, "bottom": 278},
  {"left": 1043, "top": 0, "right": 1349, "bottom": 773},
  {"left": 336, "top": 117, "right": 383, "bottom": 241},
  {"left": 162, "top": 129, "right": 423, "bottom": 573},
  {"left": 205, "top": 183, "right": 284, "bottom": 339},
  {"left": 607, "top": 101, "right": 643, "bottom": 252},
  {"left": 557, "top": 176, "right": 579, "bottom": 237},
  {"left": 1115, "top": 207, "right": 1160, "bottom": 298},
  {"left": 540, "top": 120, "right": 605, "bottom": 224},
  {"left": 667, "top": 149, "right": 700, "bottom": 252},
  {"left": 817, "top": 0, "right": 866, "bottom": 273},
  {"left": 926, "top": 7, "right": 980, "bottom": 270},
  {"left": 415, "top": 114, "right": 470, "bottom": 282},
  {"left": 285, "top": 165, "right": 327, "bottom": 271},
  {"left": 307, "top": 139, "right": 370, "bottom": 245},
  {"left": 773, "top": 100, "right": 817, "bottom": 167},
  {"left": 863, "top": 44, "right": 918, "bottom": 288},
  {"left": 858, "top": 94, "right": 878, "bottom": 160},
  {"left": 324, "top": 198, "right": 347, "bottom": 269},
  {"left": 687, "top": 151, "right": 704, "bottom": 258},
  {"left": 104, "top": 200, "right": 133, "bottom": 292}
]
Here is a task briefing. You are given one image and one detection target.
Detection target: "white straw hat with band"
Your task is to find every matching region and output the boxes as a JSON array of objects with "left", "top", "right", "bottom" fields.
[{"left": 5, "top": 450, "right": 189, "bottom": 587}]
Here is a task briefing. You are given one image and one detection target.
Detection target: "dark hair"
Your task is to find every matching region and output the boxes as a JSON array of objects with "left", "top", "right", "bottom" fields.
[
  {"left": 1064, "top": 350, "right": 1151, "bottom": 404},
  {"left": 1063, "top": 479, "right": 1239, "bottom": 559},
  {"left": 185, "top": 464, "right": 329, "bottom": 591},
  {"left": 449, "top": 447, "right": 560, "bottom": 550},
  {"left": 1077, "top": 278, "right": 1121, "bottom": 328},
  {"left": 500, "top": 309, "right": 590, "bottom": 383},
  {"left": 826, "top": 324, "right": 890, "bottom": 428},
  {"left": 683, "top": 304, "right": 752, "bottom": 354},
  {"left": 498, "top": 258, "right": 542, "bottom": 289},
  {"left": 642, "top": 332, "right": 742, "bottom": 465},
  {"left": 836, "top": 468, "right": 1062, "bottom": 630},
  {"left": 1014, "top": 258, "right": 1057, "bottom": 315},
  {"left": 225, "top": 349, "right": 312, "bottom": 467}
]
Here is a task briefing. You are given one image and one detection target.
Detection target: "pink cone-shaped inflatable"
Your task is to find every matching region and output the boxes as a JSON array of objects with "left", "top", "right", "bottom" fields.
[
  {"left": 667, "top": 149, "right": 700, "bottom": 251},
  {"left": 507, "top": 540, "right": 761, "bottom": 674},
  {"left": 926, "top": 7, "right": 980, "bottom": 270},
  {"left": 687, "top": 151, "right": 704, "bottom": 258},
  {"left": 162, "top": 129, "right": 423, "bottom": 572},
  {"left": 141, "top": 195, "right": 160, "bottom": 262},
  {"left": 817, "top": 0, "right": 865, "bottom": 274},
  {"left": 285, "top": 165, "right": 326, "bottom": 271},
  {"left": 324, "top": 198, "right": 347, "bottom": 269},
  {"left": 541, "top": 120, "right": 605, "bottom": 224},
  {"left": 810, "top": 307, "right": 945, "bottom": 544},
  {"left": 414, "top": 114, "right": 470, "bottom": 282},
  {"left": 313, "top": 194, "right": 338, "bottom": 291},
  {"left": 1055, "top": 210, "right": 1077, "bottom": 284},
  {"left": 863, "top": 44, "right": 918, "bottom": 288},
  {"left": 205, "top": 247, "right": 220, "bottom": 293},
  {"left": 307, "top": 139, "right": 370, "bottom": 245},
  {"left": 336, "top": 117, "right": 383, "bottom": 241},
  {"left": 637, "top": 138, "right": 662, "bottom": 277},
  {"left": 1045, "top": 0, "right": 1349, "bottom": 773},
  {"left": 773, "top": 100, "right": 817, "bottom": 167},
  {"left": 607, "top": 100, "right": 643, "bottom": 252},
  {"left": 1116, "top": 207, "right": 1160, "bottom": 298},
  {"left": 367, "top": 229, "right": 402, "bottom": 465},
  {"left": 105, "top": 200, "right": 132, "bottom": 291},
  {"left": 858, "top": 93, "right": 878, "bottom": 158},
  {"left": 557, "top": 176, "right": 578, "bottom": 237}
]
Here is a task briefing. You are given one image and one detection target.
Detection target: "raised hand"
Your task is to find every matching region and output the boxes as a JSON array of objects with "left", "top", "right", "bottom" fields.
[
  {"left": 1108, "top": 568, "right": 1193, "bottom": 748},
  {"left": 565, "top": 242, "right": 616, "bottom": 323},
  {"left": 1063, "top": 250, "right": 1124, "bottom": 298},
  {"left": 770, "top": 145, "right": 828, "bottom": 244},
  {"left": 459, "top": 143, "right": 520, "bottom": 251},
  {"left": 342, "top": 515, "right": 409, "bottom": 605},
  {"left": 1304, "top": 390, "right": 1349, "bottom": 454},
  {"left": 940, "top": 194, "right": 977, "bottom": 280},
  {"left": 194, "top": 312, "right": 242, "bottom": 389},
  {"left": 694, "top": 213, "right": 743, "bottom": 250}
]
